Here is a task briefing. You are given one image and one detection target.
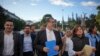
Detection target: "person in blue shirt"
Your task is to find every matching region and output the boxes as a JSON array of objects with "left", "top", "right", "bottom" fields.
[{"left": 85, "top": 25, "right": 100, "bottom": 56}]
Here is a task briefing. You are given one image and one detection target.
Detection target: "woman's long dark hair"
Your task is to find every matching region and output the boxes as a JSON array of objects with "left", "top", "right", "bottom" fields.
[{"left": 72, "top": 25, "right": 85, "bottom": 38}]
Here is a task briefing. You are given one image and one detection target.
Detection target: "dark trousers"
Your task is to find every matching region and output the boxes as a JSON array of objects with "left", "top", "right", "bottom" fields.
[
  {"left": 62, "top": 51, "right": 68, "bottom": 56},
  {"left": 23, "top": 51, "right": 34, "bottom": 56},
  {"left": 12, "top": 55, "right": 15, "bottom": 56}
]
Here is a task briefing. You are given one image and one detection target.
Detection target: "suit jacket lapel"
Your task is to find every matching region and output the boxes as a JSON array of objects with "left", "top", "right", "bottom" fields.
[
  {"left": 21, "top": 34, "right": 24, "bottom": 49},
  {"left": 13, "top": 32, "right": 16, "bottom": 49},
  {"left": 53, "top": 30, "right": 58, "bottom": 45},
  {"left": 31, "top": 34, "right": 34, "bottom": 42},
  {"left": 2, "top": 31, "right": 4, "bottom": 44},
  {"left": 44, "top": 30, "right": 47, "bottom": 42},
  {"left": 40, "top": 30, "right": 47, "bottom": 45},
  {"left": 1, "top": 31, "right": 4, "bottom": 51},
  {"left": 53, "top": 30, "right": 57, "bottom": 41}
]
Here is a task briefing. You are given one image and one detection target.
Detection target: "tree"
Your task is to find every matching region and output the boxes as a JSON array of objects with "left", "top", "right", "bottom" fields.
[
  {"left": 95, "top": 5, "right": 100, "bottom": 31},
  {"left": 0, "top": 6, "right": 25, "bottom": 30},
  {"left": 67, "top": 18, "right": 77, "bottom": 29},
  {"left": 90, "top": 14, "right": 96, "bottom": 24},
  {"left": 96, "top": 14, "right": 100, "bottom": 25},
  {"left": 96, "top": 5, "right": 100, "bottom": 25},
  {"left": 97, "top": 5, "right": 100, "bottom": 14},
  {"left": 34, "top": 21, "right": 41, "bottom": 29}
]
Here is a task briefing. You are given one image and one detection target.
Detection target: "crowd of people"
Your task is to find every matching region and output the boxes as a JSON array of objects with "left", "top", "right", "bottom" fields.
[{"left": 0, "top": 17, "right": 100, "bottom": 56}]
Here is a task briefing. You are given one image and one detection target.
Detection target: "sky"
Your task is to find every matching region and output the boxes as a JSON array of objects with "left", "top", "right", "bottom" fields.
[{"left": 0, "top": 0, "right": 100, "bottom": 22}]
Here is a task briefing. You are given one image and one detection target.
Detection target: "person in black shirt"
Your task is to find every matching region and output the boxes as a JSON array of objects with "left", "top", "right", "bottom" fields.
[{"left": 72, "top": 25, "right": 89, "bottom": 56}]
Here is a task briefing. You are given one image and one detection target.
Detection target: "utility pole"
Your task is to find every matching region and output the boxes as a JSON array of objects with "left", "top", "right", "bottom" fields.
[{"left": 62, "top": 9, "right": 64, "bottom": 30}]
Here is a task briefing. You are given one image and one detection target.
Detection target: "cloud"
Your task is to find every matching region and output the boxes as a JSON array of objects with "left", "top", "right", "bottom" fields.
[
  {"left": 31, "top": 0, "right": 40, "bottom": 2},
  {"left": 81, "top": 1, "right": 99, "bottom": 6},
  {"left": 30, "top": 0, "right": 40, "bottom": 6},
  {"left": 30, "top": 3, "right": 37, "bottom": 6},
  {"left": 12, "top": 1, "right": 17, "bottom": 4},
  {"left": 49, "top": 0, "right": 74, "bottom": 7}
]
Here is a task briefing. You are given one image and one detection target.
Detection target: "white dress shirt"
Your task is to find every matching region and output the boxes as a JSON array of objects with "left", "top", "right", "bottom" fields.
[
  {"left": 23, "top": 34, "right": 33, "bottom": 52},
  {"left": 65, "top": 37, "right": 75, "bottom": 56},
  {"left": 46, "top": 28, "right": 56, "bottom": 41},
  {"left": 3, "top": 32, "right": 14, "bottom": 56}
]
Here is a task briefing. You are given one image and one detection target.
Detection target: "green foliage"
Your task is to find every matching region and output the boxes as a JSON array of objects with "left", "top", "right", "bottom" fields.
[
  {"left": 96, "top": 13, "right": 100, "bottom": 25},
  {"left": 67, "top": 19, "right": 77, "bottom": 29},
  {"left": 97, "top": 5, "right": 100, "bottom": 14},
  {"left": 95, "top": 5, "right": 100, "bottom": 31},
  {"left": 13, "top": 19, "right": 25, "bottom": 31},
  {"left": 0, "top": 6, "right": 25, "bottom": 30}
]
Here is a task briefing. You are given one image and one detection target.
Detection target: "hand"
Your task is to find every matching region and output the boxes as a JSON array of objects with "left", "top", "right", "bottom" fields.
[
  {"left": 92, "top": 47, "right": 96, "bottom": 52},
  {"left": 75, "top": 51, "right": 83, "bottom": 56},
  {"left": 43, "top": 47, "right": 49, "bottom": 53},
  {"left": 54, "top": 46, "right": 59, "bottom": 51},
  {"left": 62, "top": 36, "right": 66, "bottom": 42}
]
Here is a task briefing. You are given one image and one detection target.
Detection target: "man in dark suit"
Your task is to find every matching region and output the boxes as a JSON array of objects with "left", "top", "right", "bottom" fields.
[
  {"left": 0, "top": 19, "right": 20, "bottom": 56},
  {"left": 34, "top": 17, "right": 62, "bottom": 56},
  {"left": 19, "top": 25, "right": 36, "bottom": 56}
]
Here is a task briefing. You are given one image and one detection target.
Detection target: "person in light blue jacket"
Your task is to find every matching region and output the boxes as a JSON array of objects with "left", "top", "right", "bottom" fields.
[{"left": 85, "top": 25, "right": 100, "bottom": 56}]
